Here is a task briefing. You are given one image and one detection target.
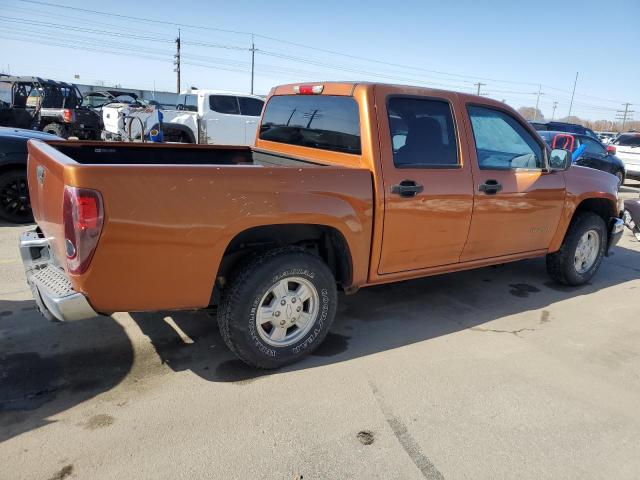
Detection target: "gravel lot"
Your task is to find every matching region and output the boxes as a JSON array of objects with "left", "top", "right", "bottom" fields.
[{"left": 1, "top": 186, "right": 640, "bottom": 480}]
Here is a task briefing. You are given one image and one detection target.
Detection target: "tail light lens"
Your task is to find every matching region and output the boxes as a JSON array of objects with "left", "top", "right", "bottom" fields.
[
  {"left": 63, "top": 186, "right": 104, "bottom": 274},
  {"left": 62, "top": 109, "right": 75, "bottom": 123},
  {"left": 607, "top": 145, "right": 616, "bottom": 155}
]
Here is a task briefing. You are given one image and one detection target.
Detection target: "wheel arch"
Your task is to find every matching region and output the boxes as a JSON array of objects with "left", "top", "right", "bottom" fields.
[
  {"left": 549, "top": 196, "right": 618, "bottom": 253},
  {"left": 152, "top": 122, "right": 195, "bottom": 143},
  {"left": 212, "top": 223, "right": 354, "bottom": 304}
]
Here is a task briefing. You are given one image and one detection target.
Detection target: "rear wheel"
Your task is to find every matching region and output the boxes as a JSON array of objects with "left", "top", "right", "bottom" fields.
[
  {"left": 546, "top": 212, "right": 607, "bottom": 285},
  {"left": 0, "top": 169, "right": 33, "bottom": 223},
  {"left": 615, "top": 170, "right": 624, "bottom": 187},
  {"left": 217, "top": 248, "right": 337, "bottom": 369},
  {"left": 42, "top": 123, "right": 68, "bottom": 139}
]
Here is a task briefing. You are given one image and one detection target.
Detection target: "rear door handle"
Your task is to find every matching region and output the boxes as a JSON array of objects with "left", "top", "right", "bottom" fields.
[
  {"left": 391, "top": 180, "right": 423, "bottom": 198},
  {"left": 478, "top": 179, "right": 503, "bottom": 195}
]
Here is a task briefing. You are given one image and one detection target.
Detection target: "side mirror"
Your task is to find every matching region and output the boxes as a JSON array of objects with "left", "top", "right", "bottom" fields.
[
  {"left": 606, "top": 145, "right": 616, "bottom": 155},
  {"left": 549, "top": 148, "right": 571, "bottom": 171}
]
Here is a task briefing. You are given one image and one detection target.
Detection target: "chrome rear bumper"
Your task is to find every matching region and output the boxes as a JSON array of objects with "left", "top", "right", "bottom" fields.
[{"left": 19, "top": 229, "right": 98, "bottom": 322}]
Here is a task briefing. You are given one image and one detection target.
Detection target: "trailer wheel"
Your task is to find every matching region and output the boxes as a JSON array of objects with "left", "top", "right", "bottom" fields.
[
  {"left": 217, "top": 247, "right": 338, "bottom": 369},
  {"left": 42, "top": 123, "right": 68, "bottom": 139}
]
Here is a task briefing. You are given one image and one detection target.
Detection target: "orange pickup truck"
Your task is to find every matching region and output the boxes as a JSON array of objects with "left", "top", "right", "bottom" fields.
[{"left": 21, "top": 82, "right": 624, "bottom": 368}]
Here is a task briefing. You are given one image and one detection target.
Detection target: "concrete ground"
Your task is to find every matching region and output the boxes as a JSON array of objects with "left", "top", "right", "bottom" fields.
[{"left": 1, "top": 186, "right": 640, "bottom": 480}]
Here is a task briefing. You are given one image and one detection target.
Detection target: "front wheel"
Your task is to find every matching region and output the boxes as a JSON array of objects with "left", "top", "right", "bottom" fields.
[
  {"left": 546, "top": 212, "right": 607, "bottom": 285},
  {"left": 217, "top": 248, "right": 338, "bottom": 369}
]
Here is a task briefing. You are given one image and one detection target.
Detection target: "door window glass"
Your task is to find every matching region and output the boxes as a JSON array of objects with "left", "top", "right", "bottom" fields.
[
  {"left": 468, "top": 106, "right": 543, "bottom": 169},
  {"left": 387, "top": 97, "right": 458, "bottom": 167},
  {"left": 238, "top": 97, "right": 264, "bottom": 116},
  {"left": 581, "top": 137, "right": 605, "bottom": 155},
  {"left": 209, "top": 95, "right": 239, "bottom": 115}
]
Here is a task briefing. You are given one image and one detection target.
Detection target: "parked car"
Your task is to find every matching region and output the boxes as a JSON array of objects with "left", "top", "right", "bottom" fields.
[
  {"left": 609, "top": 133, "right": 640, "bottom": 180},
  {"left": 0, "top": 126, "right": 61, "bottom": 223},
  {"left": 531, "top": 121, "right": 599, "bottom": 140},
  {"left": 0, "top": 76, "right": 102, "bottom": 140},
  {"left": 539, "top": 131, "right": 626, "bottom": 184},
  {"left": 21, "top": 82, "right": 623, "bottom": 368},
  {"left": 596, "top": 131, "right": 617, "bottom": 144},
  {"left": 101, "top": 89, "right": 265, "bottom": 145}
]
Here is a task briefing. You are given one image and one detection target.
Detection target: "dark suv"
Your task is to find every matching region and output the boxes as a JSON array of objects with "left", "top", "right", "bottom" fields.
[
  {"left": 531, "top": 121, "right": 599, "bottom": 140},
  {"left": 0, "top": 76, "right": 101, "bottom": 139}
]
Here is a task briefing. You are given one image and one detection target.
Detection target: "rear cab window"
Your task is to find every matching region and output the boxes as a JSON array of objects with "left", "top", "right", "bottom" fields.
[{"left": 259, "top": 95, "right": 361, "bottom": 154}]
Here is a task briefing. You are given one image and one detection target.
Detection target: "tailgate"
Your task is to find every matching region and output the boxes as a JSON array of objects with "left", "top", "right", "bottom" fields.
[{"left": 26, "top": 139, "right": 73, "bottom": 267}]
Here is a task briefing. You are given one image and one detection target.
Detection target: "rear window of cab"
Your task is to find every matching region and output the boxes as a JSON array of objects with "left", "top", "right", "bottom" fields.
[{"left": 259, "top": 95, "right": 361, "bottom": 155}]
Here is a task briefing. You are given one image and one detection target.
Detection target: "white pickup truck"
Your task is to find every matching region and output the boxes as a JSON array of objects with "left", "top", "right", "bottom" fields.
[
  {"left": 610, "top": 133, "right": 640, "bottom": 180},
  {"left": 101, "top": 90, "right": 265, "bottom": 146}
]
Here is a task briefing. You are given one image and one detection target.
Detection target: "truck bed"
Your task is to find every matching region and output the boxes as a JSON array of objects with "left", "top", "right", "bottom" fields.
[
  {"left": 49, "top": 141, "right": 323, "bottom": 167},
  {"left": 26, "top": 140, "right": 374, "bottom": 313}
]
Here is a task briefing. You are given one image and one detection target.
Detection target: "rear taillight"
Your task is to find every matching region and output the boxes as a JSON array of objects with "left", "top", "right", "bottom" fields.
[
  {"left": 63, "top": 186, "right": 104, "bottom": 274},
  {"left": 62, "top": 109, "right": 75, "bottom": 123},
  {"left": 293, "top": 85, "right": 324, "bottom": 95},
  {"left": 607, "top": 145, "right": 616, "bottom": 155}
]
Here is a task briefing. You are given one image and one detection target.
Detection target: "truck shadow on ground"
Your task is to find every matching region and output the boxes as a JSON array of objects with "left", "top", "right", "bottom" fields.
[
  {"left": 130, "top": 242, "right": 640, "bottom": 384},
  {"left": 0, "top": 300, "right": 133, "bottom": 443},
  {"left": 1, "top": 243, "right": 638, "bottom": 442}
]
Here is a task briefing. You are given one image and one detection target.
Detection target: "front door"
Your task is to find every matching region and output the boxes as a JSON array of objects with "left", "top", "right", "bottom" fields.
[
  {"left": 205, "top": 95, "right": 245, "bottom": 145},
  {"left": 460, "top": 105, "right": 566, "bottom": 261},
  {"left": 376, "top": 87, "right": 475, "bottom": 274}
]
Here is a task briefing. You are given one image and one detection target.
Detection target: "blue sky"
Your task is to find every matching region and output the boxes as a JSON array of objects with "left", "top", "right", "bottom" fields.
[{"left": 1, "top": 0, "right": 638, "bottom": 120}]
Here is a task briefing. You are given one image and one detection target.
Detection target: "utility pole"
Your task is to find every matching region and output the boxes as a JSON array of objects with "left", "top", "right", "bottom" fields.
[
  {"left": 174, "top": 29, "right": 181, "bottom": 94},
  {"left": 533, "top": 84, "right": 543, "bottom": 121},
  {"left": 474, "top": 82, "right": 486, "bottom": 96},
  {"left": 250, "top": 34, "right": 256, "bottom": 95},
  {"left": 568, "top": 72, "right": 578, "bottom": 118},
  {"left": 615, "top": 103, "right": 634, "bottom": 131},
  {"left": 551, "top": 101, "right": 558, "bottom": 120}
]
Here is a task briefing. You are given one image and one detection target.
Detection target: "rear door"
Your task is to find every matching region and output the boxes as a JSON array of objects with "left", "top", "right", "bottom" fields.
[
  {"left": 238, "top": 96, "right": 265, "bottom": 145},
  {"left": 460, "top": 105, "right": 566, "bottom": 261},
  {"left": 204, "top": 95, "right": 245, "bottom": 145},
  {"left": 375, "top": 86, "right": 475, "bottom": 274}
]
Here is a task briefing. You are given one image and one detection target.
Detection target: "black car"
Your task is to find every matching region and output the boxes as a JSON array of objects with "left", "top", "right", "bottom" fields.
[
  {"left": 0, "top": 126, "right": 61, "bottom": 223},
  {"left": 539, "top": 131, "right": 626, "bottom": 184},
  {"left": 531, "top": 121, "right": 599, "bottom": 140}
]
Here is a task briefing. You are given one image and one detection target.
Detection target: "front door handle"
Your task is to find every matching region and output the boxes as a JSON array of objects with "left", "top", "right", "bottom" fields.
[
  {"left": 478, "top": 179, "right": 503, "bottom": 195},
  {"left": 391, "top": 180, "right": 423, "bottom": 198}
]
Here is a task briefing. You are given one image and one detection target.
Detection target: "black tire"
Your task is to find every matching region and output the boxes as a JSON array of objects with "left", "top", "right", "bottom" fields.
[
  {"left": 217, "top": 247, "right": 338, "bottom": 369},
  {"left": 0, "top": 169, "right": 33, "bottom": 223},
  {"left": 42, "top": 123, "right": 68, "bottom": 139},
  {"left": 546, "top": 212, "right": 607, "bottom": 286}
]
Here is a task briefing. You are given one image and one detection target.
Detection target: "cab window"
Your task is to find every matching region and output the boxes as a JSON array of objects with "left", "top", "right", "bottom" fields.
[
  {"left": 387, "top": 97, "right": 459, "bottom": 168},
  {"left": 468, "top": 106, "right": 543, "bottom": 170},
  {"left": 209, "top": 95, "right": 239, "bottom": 115},
  {"left": 238, "top": 97, "right": 264, "bottom": 117}
]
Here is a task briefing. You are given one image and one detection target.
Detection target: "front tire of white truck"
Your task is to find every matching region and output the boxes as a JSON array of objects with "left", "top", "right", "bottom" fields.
[{"left": 217, "top": 247, "right": 338, "bottom": 369}]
